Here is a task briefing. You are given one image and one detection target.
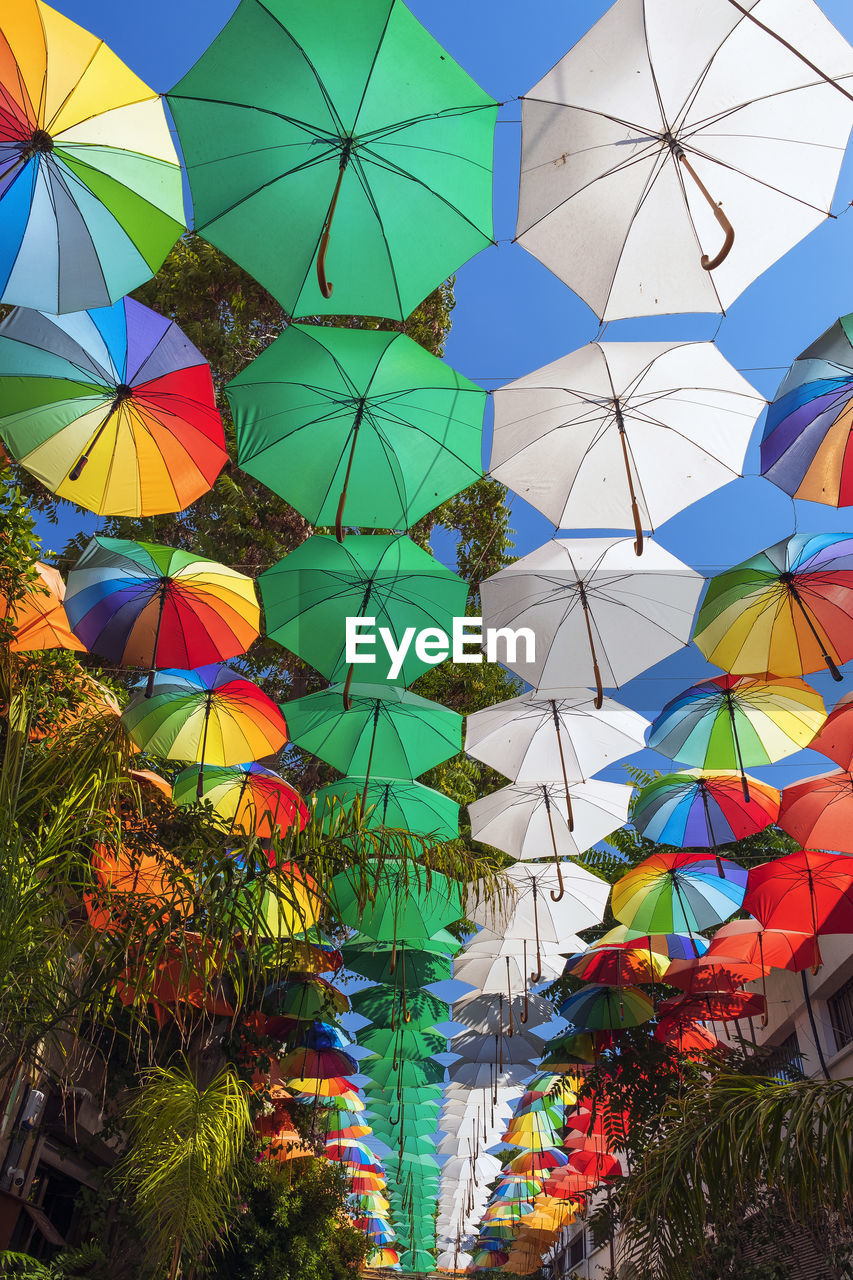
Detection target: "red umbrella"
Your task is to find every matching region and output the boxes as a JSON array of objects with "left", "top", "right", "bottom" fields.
[
  {"left": 665, "top": 956, "right": 761, "bottom": 994},
  {"left": 658, "top": 990, "right": 766, "bottom": 1022},
  {"left": 546, "top": 1169, "right": 596, "bottom": 1200},
  {"left": 654, "top": 1016, "right": 719, "bottom": 1055},
  {"left": 744, "top": 850, "right": 853, "bottom": 940},
  {"left": 562, "top": 1132, "right": 613, "bottom": 1155},
  {"left": 705, "top": 919, "right": 818, "bottom": 972},
  {"left": 809, "top": 689, "right": 853, "bottom": 770},
  {"left": 778, "top": 769, "right": 853, "bottom": 853},
  {"left": 567, "top": 1150, "right": 622, "bottom": 1180}
]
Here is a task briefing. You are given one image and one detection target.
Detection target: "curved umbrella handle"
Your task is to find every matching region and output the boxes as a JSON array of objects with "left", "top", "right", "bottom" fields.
[
  {"left": 342, "top": 663, "right": 355, "bottom": 712},
  {"left": 677, "top": 152, "right": 735, "bottom": 271},
  {"left": 317, "top": 161, "right": 347, "bottom": 299},
  {"left": 550, "top": 856, "right": 566, "bottom": 903}
]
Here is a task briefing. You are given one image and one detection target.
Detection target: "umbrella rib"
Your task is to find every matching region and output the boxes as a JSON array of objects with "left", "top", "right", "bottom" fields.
[
  {"left": 679, "top": 137, "right": 839, "bottom": 218},
  {"left": 355, "top": 142, "right": 496, "bottom": 243}
]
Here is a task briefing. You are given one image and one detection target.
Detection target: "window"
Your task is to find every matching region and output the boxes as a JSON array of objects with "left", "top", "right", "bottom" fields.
[
  {"left": 568, "top": 1232, "right": 585, "bottom": 1266},
  {"left": 764, "top": 1031, "right": 803, "bottom": 1081},
  {"left": 828, "top": 975, "right": 853, "bottom": 1053}
]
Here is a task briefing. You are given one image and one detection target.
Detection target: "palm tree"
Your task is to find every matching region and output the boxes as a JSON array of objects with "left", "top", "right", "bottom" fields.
[
  {"left": 618, "top": 1073, "right": 853, "bottom": 1279},
  {"left": 113, "top": 1059, "right": 251, "bottom": 1280}
]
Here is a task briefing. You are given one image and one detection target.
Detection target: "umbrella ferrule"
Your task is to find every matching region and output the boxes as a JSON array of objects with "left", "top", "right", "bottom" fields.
[{"left": 22, "top": 128, "right": 54, "bottom": 157}]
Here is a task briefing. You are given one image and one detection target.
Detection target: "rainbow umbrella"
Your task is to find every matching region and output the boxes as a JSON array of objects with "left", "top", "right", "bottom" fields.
[
  {"left": 611, "top": 851, "right": 747, "bottom": 934},
  {"left": 591, "top": 925, "right": 709, "bottom": 959},
  {"left": 506, "top": 1149, "right": 569, "bottom": 1176},
  {"left": 0, "top": 0, "right": 183, "bottom": 313},
  {"left": 366, "top": 1249, "right": 400, "bottom": 1268},
  {"left": 632, "top": 771, "right": 779, "bottom": 863},
  {"left": 648, "top": 675, "right": 825, "bottom": 801},
  {"left": 0, "top": 298, "right": 225, "bottom": 515},
  {"left": 279, "top": 1047, "right": 358, "bottom": 1079},
  {"left": 122, "top": 665, "right": 287, "bottom": 794},
  {"left": 693, "top": 533, "right": 853, "bottom": 682},
  {"left": 173, "top": 763, "right": 308, "bottom": 839},
  {"left": 558, "top": 985, "right": 653, "bottom": 1032},
  {"left": 67, "top": 539, "right": 259, "bottom": 694},
  {"left": 562, "top": 945, "right": 669, "bottom": 986},
  {"left": 761, "top": 312, "right": 853, "bottom": 506}
]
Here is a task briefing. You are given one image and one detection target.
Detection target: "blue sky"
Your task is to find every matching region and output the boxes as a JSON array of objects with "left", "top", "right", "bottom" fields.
[{"left": 51, "top": 0, "right": 853, "bottom": 788}]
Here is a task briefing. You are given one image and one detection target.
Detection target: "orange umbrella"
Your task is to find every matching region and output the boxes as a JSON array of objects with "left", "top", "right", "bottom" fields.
[
  {"left": 84, "top": 842, "right": 193, "bottom": 933},
  {"left": 654, "top": 1016, "right": 720, "bottom": 1055},
  {"left": 6, "top": 561, "right": 86, "bottom": 653},
  {"left": 117, "top": 934, "right": 234, "bottom": 1028}
]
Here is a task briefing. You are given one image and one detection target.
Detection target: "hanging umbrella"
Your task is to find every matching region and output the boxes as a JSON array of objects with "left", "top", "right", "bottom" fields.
[
  {"left": 123, "top": 665, "right": 287, "bottom": 796},
  {"left": 567, "top": 1150, "right": 622, "bottom": 1181},
  {"left": 778, "top": 768, "right": 853, "bottom": 853},
  {"left": 744, "top": 849, "right": 853, "bottom": 937},
  {"left": 693, "top": 533, "right": 853, "bottom": 682},
  {"left": 317, "top": 777, "right": 459, "bottom": 841},
  {"left": 67, "top": 538, "right": 259, "bottom": 694},
  {"left": 84, "top": 842, "right": 193, "bottom": 933},
  {"left": 279, "top": 1046, "right": 358, "bottom": 1079},
  {"left": 591, "top": 925, "right": 710, "bottom": 960},
  {"left": 262, "top": 977, "right": 349, "bottom": 1022},
  {"left": 0, "top": 0, "right": 184, "bottom": 313},
  {"left": 810, "top": 689, "right": 853, "bottom": 769},
  {"left": 563, "top": 945, "right": 669, "bottom": 986},
  {"left": 351, "top": 987, "right": 448, "bottom": 1030},
  {"left": 537, "top": 1030, "right": 596, "bottom": 1068},
  {"left": 260, "top": 533, "right": 468, "bottom": 698},
  {"left": 173, "top": 763, "right": 307, "bottom": 839},
  {"left": 706, "top": 919, "right": 817, "bottom": 972},
  {"left": 648, "top": 675, "right": 826, "bottom": 800},
  {"left": 468, "top": 780, "right": 631, "bottom": 891},
  {"left": 761, "top": 310, "right": 853, "bottom": 506},
  {"left": 632, "top": 771, "right": 780, "bottom": 864},
  {"left": 0, "top": 298, "right": 225, "bottom": 515},
  {"left": 6, "top": 561, "right": 86, "bottom": 653},
  {"left": 228, "top": 324, "right": 484, "bottom": 537},
  {"left": 558, "top": 985, "right": 653, "bottom": 1033},
  {"left": 506, "top": 1149, "right": 569, "bottom": 1176},
  {"left": 659, "top": 990, "right": 766, "bottom": 1023},
  {"left": 453, "top": 931, "right": 568, "bottom": 996},
  {"left": 465, "top": 690, "right": 648, "bottom": 825},
  {"left": 664, "top": 956, "right": 760, "bottom": 994},
  {"left": 654, "top": 1017, "right": 719, "bottom": 1055},
  {"left": 331, "top": 860, "right": 463, "bottom": 946},
  {"left": 285, "top": 682, "right": 461, "bottom": 788},
  {"left": 490, "top": 341, "right": 761, "bottom": 552},
  {"left": 451, "top": 991, "right": 557, "bottom": 1035},
  {"left": 167, "top": 0, "right": 496, "bottom": 320},
  {"left": 515, "top": 0, "right": 853, "bottom": 321},
  {"left": 612, "top": 850, "right": 747, "bottom": 934},
  {"left": 480, "top": 537, "right": 703, "bottom": 706},
  {"left": 361, "top": 1058, "right": 445, "bottom": 1090},
  {"left": 342, "top": 942, "right": 453, "bottom": 988}
]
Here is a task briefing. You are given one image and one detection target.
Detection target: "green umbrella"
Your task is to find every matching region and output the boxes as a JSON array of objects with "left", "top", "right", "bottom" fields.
[
  {"left": 284, "top": 682, "right": 461, "bottom": 787},
  {"left": 368, "top": 1115, "right": 440, "bottom": 1140},
  {"left": 359, "top": 1027, "right": 446, "bottom": 1060},
  {"left": 366, "top": 1099, "right": 442, "bottom": 1120},
  {"left": 259, "top": 533, "right": 468, "bottom": 696},
  {"left": 317, "top": 777, "right": 459, "bottom": 841},
  {"left": 351, "top": 987, "right": 448, "bottom": 1029},
  {"left": 344, "top": 943, "right": 452, "bottom": 987},
  {"left": 344, "top": 930, "right": 461, "bottom": 962},
  {"left": 362, "top": 1058, "right": 444, "bottom": 1089},
  {"left": 227, "top": 324, "right": 484, "bottom": 538},
  {"left": 168, "top": 0, "right": 496, "bottom": 321},
  {"left": 331, "top": 859, "right": 464, "bottom": 944}
]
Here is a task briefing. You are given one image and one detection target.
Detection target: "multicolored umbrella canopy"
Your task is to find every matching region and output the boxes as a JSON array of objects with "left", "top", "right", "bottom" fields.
[
  {"left": 693, "top": 533, "right": 853, "bottom": 680},
  {"left": 648, "top": 674, "right": 826, "bottom": 795},
  {"left": 259, "top": 533, "right": 468, "bottom": 689},
  {"left": 122, "top": 666, "right": 287, "bottom": 784},
  {"left": 632, "top": 771, "right": 780, "bottom": 851},
  {"left": 558, "top": 984, "right": 654, "bottom": 1032},
  {"left": 168, "top": 0, "right": 496, "bottom": 321},
  {"left": 172, "top": 763, "right": 308, "bottom": 839},
  {"left": 761, "top": 312, "right": 853, "bottom": 506},
  {"left": 67, "top": 538, "right": 259, "bottom": 692},
  {"left": 778, "top": 768, "right": 853, "bottom": 853},
  {"left": 563, "top": 944, "right": 669, "bottom": 986},
  {"left": 317, "top": 777, "right": 459, "bottom": 842},
  {"left": 0, "top": 0, "right": 184, "bottom": 313},
  {"left": 228, "top": 324, "right": 485, "bottom": 536},
  {"left": 284, "top": 682, "right": 461, "bottom": 783},
  {"left": 591, "top": 925, "right": 709, "bottom": 960},
  {"left": 6, "top": 561, "right": 85, "bottom": 653},
  {"left": 331, "top": 860, "right": 463, "bottom": 943},
  {"left": 0, "top": 298, "right": 225, "bottom": 515},
  {"left": 611, "top": 851, "right": 747, "bottom": 934}
]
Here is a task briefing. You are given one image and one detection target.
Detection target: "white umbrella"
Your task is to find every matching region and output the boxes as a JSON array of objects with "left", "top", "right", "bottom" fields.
[
  {"left": 468, "top": 782, "right": 630, "bottom": 907},
  {"left": 451, "top": 992, "right": 557, "bottom": 1035},
  {"left": 453, "top": 930, "right": 571, "bottom": 994},
  {"left": 441, "top": 1154, "right": 503, "bottom": 1184},
  {"left": 436, "top": 1249, "right": 473, "bottom": 1271},
  {"left": 490, "top": 342, "right": 763, "bottom": 551},
  {"left": 480, "top": 536, "right": 704, "bottom": 705},
  {"left": 465, "top": 689, "right": 648, "bottom": 806},
  {"left": 446, "top": 1060, "right": 534, "bottom": 1090},
  {"left": 516, "top": 0, "right": 853, "bottom": 321},
  {"left": 467, "top": 861, "right": 610, "bottom": 936}
]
